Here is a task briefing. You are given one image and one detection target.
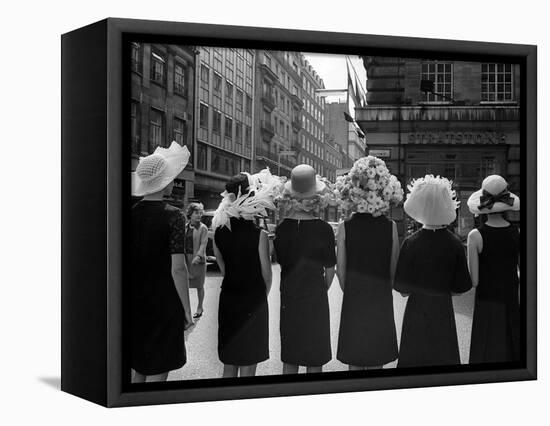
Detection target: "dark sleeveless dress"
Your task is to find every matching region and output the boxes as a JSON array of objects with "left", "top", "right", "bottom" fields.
[
  {"left": 469, "top": 224, "right": 520, "bottom": 364},
  {"left": 130, "top": 201, "right": 187, "bottom": 375},
  {"left": 337, "top": 213, "right": 398, "bottom": 366},
  {"left": 394, "top": 228, "right": 472, "bottom": 367},
  {"left": 274, "top": 218, "right": 336, "bottom": 366},
  {"left": 214, "top": 218, "right": 269, "bottom": 366}
]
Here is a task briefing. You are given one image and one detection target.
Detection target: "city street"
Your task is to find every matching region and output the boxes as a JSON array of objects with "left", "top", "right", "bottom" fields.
[{"left": 169, "top": 263, "right": 476, "bottom": 381}]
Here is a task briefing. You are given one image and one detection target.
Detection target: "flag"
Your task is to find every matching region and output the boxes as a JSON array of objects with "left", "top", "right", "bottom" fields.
[{"left": 346, "top": 58, "right": 359, "bottom": 120}]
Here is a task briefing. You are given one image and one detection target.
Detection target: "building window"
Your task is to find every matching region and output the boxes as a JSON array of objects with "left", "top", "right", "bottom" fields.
[
  {"left": 481, "top": 63, "right": 513, "bottom": 102},
  {"left": 131, "top": 42, "right": 142, "bottom": 73},
  {"left": 235, "top": 122, "right": 243, "bottom": 144},
  {"left": 200, "top": 64, "right": 210, "bottom": 86},
  {"left": 245, "top": 126, "right": 252, "bottom": 148},
  {"left": 173, "top": 117, "right": 186, "bottom": 146},
  {"left": 245, "top": 95, "right": 252, "bottom": 117},
  {"left": 264, "top": 53, "right": 271, "bottom": 68},
  {"left": 236, "top": 89, "right": 243, "bottom": 112},
  {"left": 150, "top": 51, "right": 166, "bottom": 85},
  {"left": 212, "top": 110, "right": 221, "bottom": 134},
  {"left": 149, "top": 108, "right": 164, "bottom": 149},
  {"left": 211, "top": 147, "right": 240, "bottom": 176},
  {"left": 197, "top": 143, "right": 207, "bottom": 170},
  {"left": 131, "top": 101, "right": 141, "bottom": 154},
  {"left": 213, "top": 72, "right": 222, "bottom": 96},
  {"left": 421, "top": 61, "right": 452, "bottom": 102},
  {"left": 226, "top": 81, "right": 234, "bottom": 102},
  {"left": 199, "top": 103, "right": 209, "bottom": 129},
  {"left": 225, "top": 116, "right": 233, "bottom": 140},
  {"left": 174, "top": 62, "right": 187, "bottom": 96}
]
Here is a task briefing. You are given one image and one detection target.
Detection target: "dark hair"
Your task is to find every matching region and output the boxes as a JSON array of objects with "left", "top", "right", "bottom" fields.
[
  {"left": 185, "top": 202, "right": 204, "bottom": 220},
  {"left": 225, "top": 173, "right": 250, "bottom": 197}
]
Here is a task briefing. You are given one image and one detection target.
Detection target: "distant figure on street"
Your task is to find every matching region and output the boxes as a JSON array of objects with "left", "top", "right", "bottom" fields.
[
  {"left": 130, "top": 142, "right": 193, "bottom": 383},
  {"left": 212, "top": 169, "right": 280, "bottom": 378},
  {"left": 467, "top": 175, "right": 520, "bottom": 363},
  {"left": 184, "top": 202, "right": 208, "bottom": 319},
  {"left": 274, "top": 165, "right": 337, "bottom": 375},
  {"left": 334, "top": 156, "right": 403, "bottom": 370},
  {"left": 394, "top": 175, "right": 472, "bottom": 367}
]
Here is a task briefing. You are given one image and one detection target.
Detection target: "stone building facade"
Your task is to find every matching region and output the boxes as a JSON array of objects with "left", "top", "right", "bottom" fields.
[
  {"left": 356, "top": 57, "right": 520, "bottom": 238},
  {"left": 130, "top": 42, "right": 196, "bottom": 206}
]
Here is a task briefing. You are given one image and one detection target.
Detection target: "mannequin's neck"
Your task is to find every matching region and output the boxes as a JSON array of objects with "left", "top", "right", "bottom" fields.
[{"left": 485, "top": 213, "right": 509, "bottom": 227}]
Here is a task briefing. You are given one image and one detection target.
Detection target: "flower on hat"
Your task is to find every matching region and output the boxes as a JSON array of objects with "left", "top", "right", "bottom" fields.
[{"left": 336, "top": 155, "right": 403, "bottom": 217}]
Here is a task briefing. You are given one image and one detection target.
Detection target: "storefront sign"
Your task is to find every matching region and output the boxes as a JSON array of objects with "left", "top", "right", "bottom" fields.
[
  {"left": 408, "top": 131, "right": 506, "bottom": 145},
  {"left": 369, "top": 149, "right": 391, "bottom": 158}
]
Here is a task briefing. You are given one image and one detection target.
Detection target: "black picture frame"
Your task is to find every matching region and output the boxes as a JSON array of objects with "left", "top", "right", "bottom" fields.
[{"left": 61, "top": 17, "right": 537, "bottom": 407}]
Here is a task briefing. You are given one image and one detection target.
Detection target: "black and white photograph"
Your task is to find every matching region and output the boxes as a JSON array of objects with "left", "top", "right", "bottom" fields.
[
  {"left": 128, "top": 44, "right": 523, "bottom": 383},
  {"left": 5, "top": 0, "right": 549, "bottom": 423}
]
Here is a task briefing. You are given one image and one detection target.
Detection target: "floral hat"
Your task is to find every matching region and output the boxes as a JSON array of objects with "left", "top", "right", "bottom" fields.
[
  {"left": 404, "top": 175, "right": 458, "bottom": 226},
  {"left": 467, "top": 175, "right": 519, "bottom": 215},
  {"left": 335, "top": 156, "right": 403, "bottom": 217}
]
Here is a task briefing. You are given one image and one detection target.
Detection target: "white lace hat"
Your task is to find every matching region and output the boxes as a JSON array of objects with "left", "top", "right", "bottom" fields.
[
  {"left": 467, "top": 175, "right": 519, "bottom": 215},
  {"left": 131, "top": 142, "right": 190, "bottom": 197},
  {"left": 404, "top": 175, "right": 459, "bottom": 226}
]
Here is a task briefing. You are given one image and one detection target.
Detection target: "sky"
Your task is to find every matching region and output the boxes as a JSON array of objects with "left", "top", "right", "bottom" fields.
[{"left": 303, "top": 52, "right": 367, "bottom": 104}]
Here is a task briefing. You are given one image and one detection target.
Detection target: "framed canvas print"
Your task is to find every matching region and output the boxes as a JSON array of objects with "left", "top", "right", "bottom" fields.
[{"left": 61, "top": 18, "right": 537, "bottom": 407}]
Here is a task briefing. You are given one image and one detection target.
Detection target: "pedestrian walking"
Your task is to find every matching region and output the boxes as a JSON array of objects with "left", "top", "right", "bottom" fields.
[
  {"left": 212, "top": 169, "right": 280, "bottom": 377},
  {"left": 130, "top": 142, "right": 193, "bottom": 383},
  {"left": 467, "top": 175, "right": 520, "bottom": 363},
  {"left": 184, "top": 202, "right": 208, "bottom": 319},
  {"left": 274, "top": 165, "right": 337, "bottom": 374},
  {"left": 334, "top": 156, "right": 403, "bottom": 370},
  {"left": 394, "top": 175, "right": 472, "bottom": 368}
]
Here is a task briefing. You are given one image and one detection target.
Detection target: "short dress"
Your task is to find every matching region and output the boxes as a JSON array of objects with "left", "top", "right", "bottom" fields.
[
  {"left": 214, "top": 218, "right": 269, "bottom": 366},
  {"left": 394, "top": 228, "right": 472, "bottom": 368},
  {"left": 184, "top": 222, "right": 208, "bottom": 289},
  {"left": 274, "top": 218, "right": 336, "bottom": 367},
  {"left": 130, "top": 200, "right": 187, "bottom": 375},
  {"left": 337, "top": 213, "right": 398, "bottom": 367},
  {"left": 469, "top": 224, "right": 520, "bottom": 363}
]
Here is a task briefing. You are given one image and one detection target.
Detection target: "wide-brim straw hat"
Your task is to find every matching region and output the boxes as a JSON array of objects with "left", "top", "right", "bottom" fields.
[
  {"left": 132, "top": 142, "right": 190, "bottom": 197},
  {"left": 284, "top": 164, "right": 326, "bottom": 199},
  {"left": 467, "top": 175, "right": 519, "bottom": 215},
  {"left": 404, "top": 175, "right": 458, "bottom": 226}
]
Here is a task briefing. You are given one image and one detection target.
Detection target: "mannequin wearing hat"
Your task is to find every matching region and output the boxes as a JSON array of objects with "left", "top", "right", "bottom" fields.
[
  {"left": 274, "top": 165, "right": 336, "bottom": 374},
  {"left": 334, "top": 156, "right": 402, "bottom": 371},
  {"left": 131, "top": 142, "right": 193, "bottom": 383},
  {"left": 466, "top": 175, "right": 520, "bottom": 363},
  {"left": 212, "top": 171, "right": 276, "bottom": 378},
  {"left": 394, "top": 175, "right": 472, "bottom": 368}
]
